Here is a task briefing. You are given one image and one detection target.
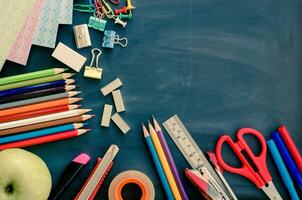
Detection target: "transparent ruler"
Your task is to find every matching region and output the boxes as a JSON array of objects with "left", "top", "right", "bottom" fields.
[
  {"left": 76, "top": 144, "right": 119, "bottom": 200},
  {"left": 163, "top": 115, "right": 229, "bottom": 198}
]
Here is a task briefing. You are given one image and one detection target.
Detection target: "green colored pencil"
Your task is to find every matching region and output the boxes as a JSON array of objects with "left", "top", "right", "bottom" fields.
[
  {"left": 0, "top": 68, "right": 67, "bottom": 86},
  {"left": 0, "top": 73, "right": 75, "bottom": 91}
]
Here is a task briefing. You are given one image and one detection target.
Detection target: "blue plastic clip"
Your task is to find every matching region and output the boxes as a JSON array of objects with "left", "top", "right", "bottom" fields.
[
  {"left": 102, "top": 30, "right": 128, "bottom": 48},
  {"left": 88, "top": 16, "right": 107, "bottom": 32}
]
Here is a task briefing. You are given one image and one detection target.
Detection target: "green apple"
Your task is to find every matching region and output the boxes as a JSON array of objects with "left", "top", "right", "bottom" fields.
[{"left": 0, "top": 148, "right": 52, "bottom": 200}]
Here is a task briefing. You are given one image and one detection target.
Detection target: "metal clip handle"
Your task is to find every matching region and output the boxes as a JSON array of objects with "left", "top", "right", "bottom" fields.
[
  {"left": 114, "top": 35, "right": 128, "bottom": 47},
  {"left": 89, "top": 48, "right": 102, "bottom": 69}
]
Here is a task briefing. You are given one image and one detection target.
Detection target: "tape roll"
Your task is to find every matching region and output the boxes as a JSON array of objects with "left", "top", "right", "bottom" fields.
[{"left": 108, "top": 170, "right": 155, "bottom": 200}]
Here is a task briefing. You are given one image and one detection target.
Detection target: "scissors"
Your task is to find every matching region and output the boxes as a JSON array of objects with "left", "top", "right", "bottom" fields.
[{"left": 215, "top": 128, "right": 282, "bottom": 200}]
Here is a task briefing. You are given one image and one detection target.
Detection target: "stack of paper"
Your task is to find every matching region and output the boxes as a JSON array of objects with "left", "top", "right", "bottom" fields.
[{"left": 0, "top": 0, "right": 74, "bottom": 71}]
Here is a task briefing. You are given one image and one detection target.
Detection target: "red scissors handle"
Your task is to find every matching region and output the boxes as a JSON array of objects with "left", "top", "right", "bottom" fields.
[{"left": 215, "top": 128, "right": 271, "bottom": 188}]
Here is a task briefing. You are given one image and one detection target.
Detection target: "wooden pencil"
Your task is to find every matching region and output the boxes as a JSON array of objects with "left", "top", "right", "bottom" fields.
[
  {"left": 0, "top": 73, "right": 75, "bottom": 91},
  {"left": 0, "top": 105, "right": 80, "bottom": 123},
  {"left": 0, "top": 129, "right": 90, "bottom": 150},
  {"left": 0, "top": 115, "right": 94, "bottom": 136},
  {"left": 0, "top": 68, "right": 67, "bottom": 86},
  {"left": 0, "top": 79, "right": 74, "bottom": 97},
  {"left": 148, "top": 122, "right": 182, "bottom": 200},
  {"left": 0, "top": 85, "right": 76, "bottom": 104},
  {"left": 0, "top": 109, "right": 91, "bottom": 130},
  {"left": 0, "top": 91, "right": 81, "bottom": 110},
  {"left": 0, "top": 98, "right": 82, "bottom": 117}
]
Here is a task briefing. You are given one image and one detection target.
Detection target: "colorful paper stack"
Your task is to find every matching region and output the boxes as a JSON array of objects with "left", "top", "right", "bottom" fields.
[
  {"left": 0, "top": 0, "right": 74, "bottom": 70},
  {"left": 0, "top": 68, "right": 94, "bottom": 149}
]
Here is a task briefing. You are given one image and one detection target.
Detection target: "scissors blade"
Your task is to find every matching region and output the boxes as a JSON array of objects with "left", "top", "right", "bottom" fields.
[{"left": 261, "top": 181, "right": 282, "bottom": 200}]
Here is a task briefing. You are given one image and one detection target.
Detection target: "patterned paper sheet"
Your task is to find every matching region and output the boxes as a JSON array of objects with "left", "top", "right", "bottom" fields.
[
  {"left": 0, "top": 0, "right": 37, "bottom": 70},
  {"left": 7, "top": 0, "right": 45, "bottom": 66},
  {"left": 60, "top": 0, "right": 74, "bottom": 24},
  {"left": 32, "top": 0, "right": 63, "bottom": 48}
]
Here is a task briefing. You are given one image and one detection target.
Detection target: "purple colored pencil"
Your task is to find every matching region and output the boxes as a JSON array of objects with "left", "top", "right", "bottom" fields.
[{"left": 153, "top": 116, "right": 189, "bottom": 200}]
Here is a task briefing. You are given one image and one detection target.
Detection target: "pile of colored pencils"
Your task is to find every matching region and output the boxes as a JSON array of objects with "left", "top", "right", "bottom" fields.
[
  {"left": 0, "top": 68, "right": 94, "bottom": 149},
  {"left": 143, "top": 117, "right": 188, "bottom": 200}
]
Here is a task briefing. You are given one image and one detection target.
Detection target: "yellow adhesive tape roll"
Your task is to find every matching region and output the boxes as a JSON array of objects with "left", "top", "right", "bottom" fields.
[{"left": 108, "top": 170, "right": 155, "bottom": 200}]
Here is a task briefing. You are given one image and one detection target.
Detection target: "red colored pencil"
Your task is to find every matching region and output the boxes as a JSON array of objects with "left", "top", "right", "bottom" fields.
[
  {"left": 0, "top": 129, "right": 90, "bottom": 150},
  {"left": 0, "top": 105, "right": 80, "bottom": 123}
]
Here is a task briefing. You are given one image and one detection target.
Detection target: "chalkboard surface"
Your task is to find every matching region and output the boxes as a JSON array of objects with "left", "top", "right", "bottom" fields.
[{"left": 1, "top": 0, "right": 302, "bottom": 199}]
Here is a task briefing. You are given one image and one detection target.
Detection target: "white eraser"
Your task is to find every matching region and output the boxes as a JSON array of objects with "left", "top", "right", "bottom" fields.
[
  {"left": 100, "top": 78, "right": 122, "bottom": 96},
  {"left": 111, "top": 113, "right": 130, "bottom": 134},
  {"left": 101, "top": 104, "right": 113, "bottom": 127},
  {"left": 112, "top": 90, "right": 125, "bottom": 112},
  {"left": 52, "top": 42, "right": 87, "bottom": 72}
]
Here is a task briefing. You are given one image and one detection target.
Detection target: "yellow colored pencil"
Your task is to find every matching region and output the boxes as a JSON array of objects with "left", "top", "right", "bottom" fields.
[{"left": 148, "top": 122, "right": 182, "bottom": 200}]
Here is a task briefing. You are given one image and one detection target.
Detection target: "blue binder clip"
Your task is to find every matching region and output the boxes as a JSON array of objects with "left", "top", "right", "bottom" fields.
[
  {"left": 88, "top": 15, "right": 107, "bottom": 32},
  {"left": 102, "top": 30, "right": 128, "bottom": 48}
]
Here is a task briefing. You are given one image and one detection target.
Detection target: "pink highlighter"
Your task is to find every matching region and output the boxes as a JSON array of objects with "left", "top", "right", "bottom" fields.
[{"left": 49, "top": 153, "right": 91, "bottom": 200}]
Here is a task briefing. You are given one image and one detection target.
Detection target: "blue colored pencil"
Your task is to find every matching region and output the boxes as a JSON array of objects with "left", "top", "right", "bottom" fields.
[
  {"left": 143, "top": 125, "right": 174, "bottom": 200},
  {"left": 0, "top": 79, "right": 73, "bottom": 97},
  {"left": 0, "top": 123, "right": 86, "bottom": 144},
  {"left": 272, "top": 131, "right": 302, "bottom": 189},
  {"left": 267, "top": 139, "right": 299, "bottom": 200}
]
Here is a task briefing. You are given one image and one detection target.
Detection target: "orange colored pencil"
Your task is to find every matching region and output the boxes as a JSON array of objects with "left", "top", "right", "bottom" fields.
[
  {"left": 0, "top": 105, "right": 80, "bottom": 123},
  {"left": 0, "top": 98, "right": 82, "bottom": 117}
]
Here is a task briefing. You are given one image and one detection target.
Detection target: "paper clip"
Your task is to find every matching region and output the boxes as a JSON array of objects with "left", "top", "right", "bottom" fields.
[
  {"left": 102, "top": 30, "right": 128, "bottom": 48},
  {"left": 101, "top": 0, "right": 116, "bottom": 18},
  {"left": 88, "top": 14, "right": 107, "bottom": 32},
  {"left": 114, "top": 17, "right": 127, "bottom": 28},
  {"left": 115, "top": 6, "right": 127, "bottom": 15},
  {"left": 119, "top": 11, "right": 133, "bottom": 20},
  {"left": 84, "top": 48, "right": 103, "bottom": 79},
  {"left": 73, "top": 4, "right": 96, "bottom": 13}
]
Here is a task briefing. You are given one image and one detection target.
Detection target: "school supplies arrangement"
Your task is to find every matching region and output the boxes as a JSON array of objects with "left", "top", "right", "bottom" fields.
[
  {"left": 0, "top": 0, "right": 75, "bottom": 69},
  {"left": 108, "top": 170, "right": 155, "bottom": 200},
  {"left": 49, "top": 153, "right": 91, "bottom": 200},
  {"left": 75, "top": 145, "right": 119, "bottom": 200},
  {"left": 163, "top": 115, "right": 237, "bottom": 200},
  {"left": 215, "top": 128, "right": 282, "bottom": 200},
  {"left": 0, "top": 68, "right": 94, "bottom": 149}
]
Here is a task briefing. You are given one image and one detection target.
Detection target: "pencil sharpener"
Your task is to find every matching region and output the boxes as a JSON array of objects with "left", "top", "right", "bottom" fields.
[
  {"left": 73, "top": 24, "right": 92, "bottom": 49},
  {"left": 84, "top": 66, "right": 103, "bottom": 79},
  {"left": 88, "top": 16, "right": 107, "bottom": 32}
]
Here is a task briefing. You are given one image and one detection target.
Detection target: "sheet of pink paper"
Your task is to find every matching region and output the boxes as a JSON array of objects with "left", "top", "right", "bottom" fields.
[{"left": 7, "top": 0, "right": 45, "bottom": 66}]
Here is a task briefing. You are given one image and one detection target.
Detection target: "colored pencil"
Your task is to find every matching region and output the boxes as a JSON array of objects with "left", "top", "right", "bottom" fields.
[
  {"left": 0, "top": 129, "right": 90, "bottom": 150},
  {"left": 0, "top": 105, "right": 80, "bottom": 123},
  {"left": 143, "top": 125, "right": 174, "bottom": 200},
  {"left": 0, "top": 91, "right": 81, "bottom": 110},
  {"left": 267, "top": 140, "right": 299, "bottom": 200},
  {"left": 0, "top": 73, "right": 75, "bottom": 91},
  {"left": 153, "top": 116, "right": 189, "bottom": 200},
  {"left": 0, "top": 79, "right": 74, "bottom": 97},
  {"left": 0, "top": 68, "right": 67, "bottom": 86},
  {"left": 0, "top": 109, "right": 91, "bottom": 130},
  {"left": 0, "top": 115, "right": 94, "bottom": 136},
  {"left": 272, "top": 131, "right": 302, "bottom": 189},
  {"left": 0, "top": 123, "right": 86, "bottom": 144},
  {"left": 0, "top": 85, "right": 76, "bottom": 104},
  {"left": 0, "top": 98, "right": 82, "bottom": 117},
  {"left": 278, "top": 125, "right": 302, "bottom": 173},
  {"left": 148, "top": 122, "right": 182, "bottom": 200}
]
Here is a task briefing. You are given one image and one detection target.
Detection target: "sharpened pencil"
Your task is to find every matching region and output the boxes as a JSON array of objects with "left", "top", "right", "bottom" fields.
[
  {"left": 0, "top": 109, "right": 91, "bottom": 130},
  {"left": 0, "top": 85, "right": 77, "bottom": 104},
  {"left": 0, "top": 91, "right": 81, "bottom": 110},
  {"left": 0, "top": 129, "right": 90, "bottom": 150},
  {"left": 0, "top": 123, "right": 86, "bottom": 144},
  {"left": 148, "top": 122, "right": 182, "bottom": 200},
  {"left": 0, "top": 73, "right": 75, "bottom": 91},
  {"left": 0, "top": 105, "right": 80, "bottom": 123},
  {"left": 0, "top": 115, "right": 94, "bottom": 136},
  {"left": 0, "top": 68, "right": 67, "bottom": 86},
  {"left": 0, "top": 98, "right": 82, "bottom": 117},
  {"left": 143, "top": 124, "right": 174, "bottom": 200}
]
